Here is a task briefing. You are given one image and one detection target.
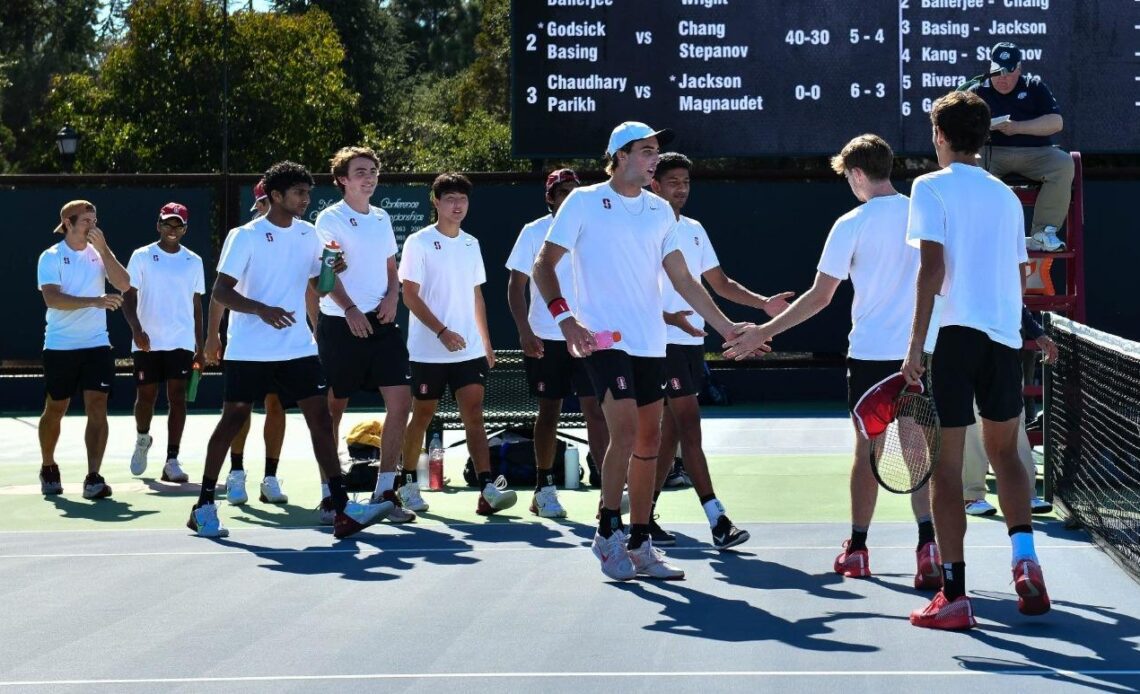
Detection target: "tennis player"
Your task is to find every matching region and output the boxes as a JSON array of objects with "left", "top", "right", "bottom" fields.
[
  {"left": 533, "top": 121, "right": 760, "bottom": 581},
  {"left": 724, "top": 134, "right": 941, "bottom": 588},
  {"left": 903, "top": 91, "right": 1049, "bottom": 629}
]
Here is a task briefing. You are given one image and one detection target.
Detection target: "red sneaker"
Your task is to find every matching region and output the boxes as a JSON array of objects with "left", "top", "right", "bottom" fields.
[
  {"left": 910, "top": 591, "right": 976, "bottom": 630},
  {"left": 1013, "top": 559, "right": 1051, "bottom": 615},
  {"left": 914, "top": 541, "right": 943, "bottom": 590},
  {"left": 833, "top": 540, "right": 871, "bottom": 578}
]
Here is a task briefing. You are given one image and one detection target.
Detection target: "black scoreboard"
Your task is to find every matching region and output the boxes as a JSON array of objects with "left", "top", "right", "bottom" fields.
[{"left": 511, "top": 0, "right": 1140, "bottom": 157}]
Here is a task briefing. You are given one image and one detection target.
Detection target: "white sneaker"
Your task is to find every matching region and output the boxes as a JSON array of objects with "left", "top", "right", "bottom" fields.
[
  {"left": 226, "top": 470, "right": 248, "bottom": 505},
  {"left": 1030, "top": 496, "right": 1054, "bottom": 514},
  {"left": 259, "top": 476, "right": 288, "bottom": 504},
  {"left": 1027, "top": 227, "right": 1065, "bottom": 252},
  {"left": 530, "top": 485, "right": 567, "bottom": 518},
  {"left": 592, "top": 529, "right": 636, "bottom": 581},
  {"left": 629, "top": 539, "right": 685, "bottom": 580},
  {"left": 476, "top": 475, "right": 518, "bottom": 516},
  {"left": 188, "top": 504, "right": 229, "bottom": 538},
  {"left": 343, "top": 498, "right": 393, "bottom": 527},
  {"left": 397, "top": 482, "right": 429, "bottom": 512},
  {"left": 161, "top": 458, "right": 189, "bottom": 483},
  {"left": 964, "top": 498, "right": 997, "bottom": 516},
  {"left": 370, "top": 489, "right": 417, "bottom": 523},
  {"left": 130, "top": 433, "right": 153, "bottom": 476}
]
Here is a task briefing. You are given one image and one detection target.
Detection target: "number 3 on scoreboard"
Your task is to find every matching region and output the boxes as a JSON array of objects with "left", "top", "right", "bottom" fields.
[{"left": 527, "top": 87, "right": 537, "bottom": 105}]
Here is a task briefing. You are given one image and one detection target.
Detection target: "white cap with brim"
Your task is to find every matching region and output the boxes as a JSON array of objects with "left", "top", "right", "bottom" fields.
[{"left": 606, "top": 121, "right": 674, "bottom": 157}]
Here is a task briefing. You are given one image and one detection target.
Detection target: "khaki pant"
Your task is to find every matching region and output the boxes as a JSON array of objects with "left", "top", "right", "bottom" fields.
[
  {"left": 962, "top": 403, "right": 1037, "bottom": 500},
  {"left": 982, "top": 145, "right": 1074, "bottom": 234}
]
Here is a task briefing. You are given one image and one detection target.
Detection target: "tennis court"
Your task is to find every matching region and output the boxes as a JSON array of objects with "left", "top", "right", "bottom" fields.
[{"left": 2, "top": 407, "right": 1139, "bottom": 693}]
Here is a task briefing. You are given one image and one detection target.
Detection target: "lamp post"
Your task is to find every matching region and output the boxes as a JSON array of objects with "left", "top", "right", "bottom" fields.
[{"left": 56, "top": 125, "right": 79, "bottom": 173}]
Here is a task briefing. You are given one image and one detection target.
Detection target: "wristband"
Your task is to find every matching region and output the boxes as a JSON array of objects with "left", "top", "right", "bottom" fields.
[
  {"left": 436, "top": 326, "right": 448, "bottom": 338},
  {"left": 547, "top": 297, "right": 571, "bottom": 319},
  {"left": 344, "top": 304, "right": 357, "bottom": 314},
  {"left": 554, "top": 311, "right": 574, "bottom": 325}
]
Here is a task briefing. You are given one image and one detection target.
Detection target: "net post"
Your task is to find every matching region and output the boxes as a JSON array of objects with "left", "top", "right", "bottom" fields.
[{"left": 1042, "top": 311, "right": 1054, "bottom": 502}]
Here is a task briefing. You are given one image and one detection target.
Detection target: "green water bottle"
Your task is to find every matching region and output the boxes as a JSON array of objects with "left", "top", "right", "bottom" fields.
[
  {"left": 187, "top": 362, "right": 201, "bottom": 403},
  {"left": 318, "top": 240, "right": 341, "bottom": 292}
]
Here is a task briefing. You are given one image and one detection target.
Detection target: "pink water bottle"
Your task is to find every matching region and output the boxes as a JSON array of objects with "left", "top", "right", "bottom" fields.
[{"left": 594, "top": 330, "right": 622, "bottom": 349}]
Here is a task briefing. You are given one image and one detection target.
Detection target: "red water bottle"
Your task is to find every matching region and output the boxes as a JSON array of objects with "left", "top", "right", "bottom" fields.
[
  {"left": 594, "top": 330, "right": 622, "bottom": 349},
  {"left": 427, "top": 433, "right": 445, "bottom": 491}
]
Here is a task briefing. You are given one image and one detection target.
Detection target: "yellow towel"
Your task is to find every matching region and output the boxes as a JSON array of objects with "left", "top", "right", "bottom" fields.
[{"left": 346, "top": 420, "right": 383, "bottom": 448}]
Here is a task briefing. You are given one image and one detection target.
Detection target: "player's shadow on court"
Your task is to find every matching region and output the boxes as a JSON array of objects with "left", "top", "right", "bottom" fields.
[
  {"left": 616, "top": 580, "right": 881, "bottom": 651},
  {"left": 953, "top": 592, "right": 1140, "bottom": 693},
  {"left": 231, "top": 502, "right": 327, "bottom": 528},
  {"left": 709, "top": 550, "right": 863, "bottom": 601},
  {"left": 215, "top": 526, "right": 481, "bottom": 582},
  {"left": 46, "top": 496, "right": 158, "bottom": 523},
  {"left": 140, "top": 478, "right": 204, "bottom": 496},
  {"left": 449, "top": 516, "right": 587, "bottom": 550}
]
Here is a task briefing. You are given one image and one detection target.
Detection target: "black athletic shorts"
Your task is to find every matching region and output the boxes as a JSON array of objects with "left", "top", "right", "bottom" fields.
[
  {"left": 523, "top": 339, "right": 594, "bottom": 400},
  {"left": 410, "top": 357, "right": 488, "bottom": 401},
  {"left": 931, "top": 325, "right": 1023, "bottom": 428},
  {"left": 316, "top": 314, "right": 410, "bottom": 399},
  {"left": 664, "top": 343, "right": 706, "bottom": 399},
  {"left": 43, "top": 346, "right": 114, "bottom": 401},
  {"left": 132, "top": 349, "right": 193, "bottom": 385},
  {"left": 846, "top": 358, "right": 904, "bottom": 414},
  {"left": 223, "top": 356, "right": 326, "bottom": 405},
  {"left": 583, "top": 349, "right": 666, "bottom": 407}
]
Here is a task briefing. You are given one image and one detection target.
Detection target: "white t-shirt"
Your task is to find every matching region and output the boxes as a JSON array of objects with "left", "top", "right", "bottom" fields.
[
  {"left": 546, "top": 182, "right": 680, "bottom": 358},
  {"left": 398, "top": 225, "right": 487, "bottom": 363},
  {"left": 314, "top": 200, "right": 398, "bottom": 317},
  {"left": 36, "top": 240, "right": 110, "bottom": 350},
  {"left": 216, "top": 216, "right": 322, "bottom": 362},
  {"left": 127, "top": 242, "right": 205, "bottom": 352},
  {"left": 661, "top": 216, "right": 720, "bottom": 346},
  {"left": 906, "top": 163, "right": 1027, "bottom": 349},
  {"left": 505, "top": 214, "right": 579, "bottom": 341},
  {"left": 817, "top": 194, "right": 917, "bottom": 361}
]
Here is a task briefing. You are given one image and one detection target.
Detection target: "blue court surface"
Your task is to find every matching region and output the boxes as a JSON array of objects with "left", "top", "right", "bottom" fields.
[{"left": 1, "top": 412, "right": 1139, "bottom": 693}]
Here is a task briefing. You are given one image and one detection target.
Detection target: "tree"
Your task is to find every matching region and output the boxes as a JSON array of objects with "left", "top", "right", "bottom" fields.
[
  {"left": 29, "top": 0, "right": 362, "bottom": 173},
  {"left": 273, "top": 0, "right": 409, "bottom": 129},
  {"left": 0, "top": 0, "right": 100, "bottom": 171},
  {"left": 454, "top": 0, "right": 507, "bottom": 120},
  {"left": 386, "top": 0, "right": 480, "bottom": 77}
]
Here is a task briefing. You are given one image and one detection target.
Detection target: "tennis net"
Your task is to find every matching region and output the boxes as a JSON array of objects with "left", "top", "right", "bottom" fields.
[{"left": 1046, "top": 315, "right": 1140, "bottom": 583}]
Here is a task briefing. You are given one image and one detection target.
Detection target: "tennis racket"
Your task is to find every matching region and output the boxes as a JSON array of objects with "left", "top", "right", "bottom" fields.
[{"left": 869, "top": 391, "right": 941, "bottom": 494}]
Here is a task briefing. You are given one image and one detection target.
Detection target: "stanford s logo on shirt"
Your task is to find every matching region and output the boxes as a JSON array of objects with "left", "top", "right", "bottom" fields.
[
  {"left": 694, "top": 236, "right": 700, "bottom": 246},
  {"left": 349, "top": 218, "right": 358, "bottom": 227},
  {"left": 433, "top": 241, "right": 442, "bottom": 250},
  {"left": 265, "top": 232, "right": 274, "bottom": 242},
  {"left": 602, "top": 198, "right": 612, "bottom": 209},
  {"left": 152, "top": 254, "right": 160, "bottom": 262},
  {"left": 63, "top": 257, "right": 70, "bottom": 265}
]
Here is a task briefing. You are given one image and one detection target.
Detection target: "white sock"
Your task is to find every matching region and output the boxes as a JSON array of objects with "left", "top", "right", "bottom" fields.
[
  {"left": 320, "top": 483, "right": 330, "bottom": 499},
  {"left": 376, "top": 471, "right": 397, "bottom": 495},
  {"left": 1011, "top": 531, "right": 1038, "bottom": 565},
  {"left": 702, "top": 497, "right": 725, "bottom": 527}
]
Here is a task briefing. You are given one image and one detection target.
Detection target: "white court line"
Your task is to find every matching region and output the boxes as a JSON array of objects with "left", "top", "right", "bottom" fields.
[
  {"left": 2, "top": 669, "right": 1139, "bottom": 686},
  {"left": 0, "top": 544, "right": 1097, "bottom": 560}
]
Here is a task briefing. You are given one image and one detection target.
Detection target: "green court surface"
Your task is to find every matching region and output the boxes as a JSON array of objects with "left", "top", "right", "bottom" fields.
[{"left": 0, "top": 411, "right": 1030, "bottom": 532}]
